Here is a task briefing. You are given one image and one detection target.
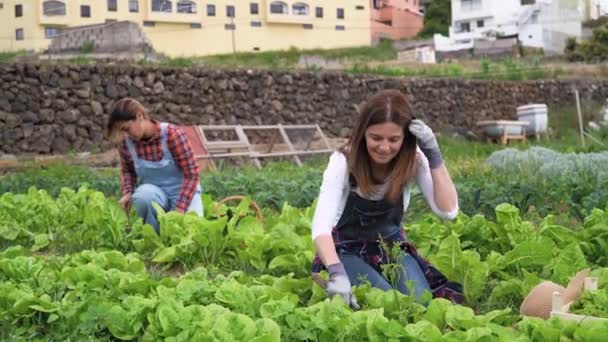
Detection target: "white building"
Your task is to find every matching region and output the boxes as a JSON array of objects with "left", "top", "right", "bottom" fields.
[{"left": 435, "top": 0, "right": 603, "bottom": 54}]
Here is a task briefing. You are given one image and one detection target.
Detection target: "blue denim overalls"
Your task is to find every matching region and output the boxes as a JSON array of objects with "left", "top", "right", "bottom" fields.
[{"left": 126, "top": 123, "right": 202, "bottom": 233}]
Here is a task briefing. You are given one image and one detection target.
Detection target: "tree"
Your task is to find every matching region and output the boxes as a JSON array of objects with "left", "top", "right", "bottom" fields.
[
  {"left": 565, "top": 26, "right": 608, "bottom": 62},
  {"left": 417, "top": 0, "right": 452, "bottom": 38}
]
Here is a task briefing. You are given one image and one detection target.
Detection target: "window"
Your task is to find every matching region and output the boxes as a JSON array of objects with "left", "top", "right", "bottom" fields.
[
  {"left": 107, "top": 0, "right": 117, "bottom": 11},
  {"left": 372, "top": 0, "right": 380, "bottom": 9},
  {"left": 461, "top": 0, "right": 481, "bottom": 11},
  {"left": 335, "top": 25, "right": 345, "bottom": 31},
  {"left": 270, "top": 1, "right": 287, "bottom": 14},
  {"left": 225, "top": 23, "right": 235, "bottom": 30},
  {"left": 177, "top": 1, "right": 196, "bottom": 13},
  {"left": 250, "top": 3, "right": 258, "bottom": 15},
  {"left": 45, "top": 27, "right": 61, "bottom": 38},
  {"left": 303, "top": 24, "right": 313, "bottom": 29},
  {"left": 190, "top": 22, "right": 202, "bottom": 28},
  {"left": 43, "top": 1, "right": 66, "bottom": 16},
  {"left": 143, "top": 21, "right": 155, "bottom": 26},
  {"left": 315, "top": 7, "right": 323, "bottom": 18},
  {"left": 521, "top": 0, "right": 535, "bottom": 4},
  {"left": 15, "top": 4, "right": 22, "bottom": 17},
  {"left": 531, "top": 13, "right": 538, "bottom": 24},
  {"left": 355, "top": 5, "right": 364, "bottom": 10},
  {"left": 207, "top": 4, "right": 215, "bottom": 16},
  {"left": 226, "top": 5, "right": 234, "bottom": 17},
  {"left": 152, "top": 0, "right": 172, "bottom": 12},
  {"left": 476, "top": 20, "right": 484, "bottom": 28},
  {"left": 337, "top": 8, "right": 344, "bottom": 19},
  {"left": 129, "top": 0, "right": 139, "bottom": 12},
  {"left": 81, "top": 5, "right": 90, "bottom": 17},
  {"left": 292, "top": 3, "right": 309, "bottom": 15},
  {"left": 251, "top": 20, "right": 262, "bottom": 27},
  {"left": 15, "top": 28, "right": 24, "bottom": 40},
  {"left": 459, "top": 22, "right": 470, "bottom": 32}
]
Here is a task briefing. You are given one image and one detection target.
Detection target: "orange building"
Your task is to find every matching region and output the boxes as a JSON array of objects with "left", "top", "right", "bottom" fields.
[{"left": 371, "top": 0, "right": 424, "bottom": 42}]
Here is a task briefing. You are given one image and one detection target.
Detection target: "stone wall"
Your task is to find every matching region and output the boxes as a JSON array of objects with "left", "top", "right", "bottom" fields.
[{"left": 1, "top": 62, "right": 607, "bottom": 154}]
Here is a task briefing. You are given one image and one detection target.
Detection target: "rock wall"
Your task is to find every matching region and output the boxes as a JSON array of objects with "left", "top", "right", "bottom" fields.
[{"left": 1, "top": 63, "right": 607, "bottom": 154}]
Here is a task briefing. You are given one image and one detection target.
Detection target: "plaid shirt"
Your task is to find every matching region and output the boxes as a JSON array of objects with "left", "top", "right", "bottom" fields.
[{"left": 118, "top": 121, "right": 200, "bottom": 212}]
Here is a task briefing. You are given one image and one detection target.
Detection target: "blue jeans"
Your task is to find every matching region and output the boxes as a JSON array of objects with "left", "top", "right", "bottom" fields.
[
  {"left": 339, "top": 252, "right": 431, "bottom": 302},
  {"left": 132, "top": 184, "right": 203, "bottom": 233}
]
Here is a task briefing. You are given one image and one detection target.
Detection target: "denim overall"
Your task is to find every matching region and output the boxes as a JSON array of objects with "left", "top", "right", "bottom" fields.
[
  {"left": 126, "top": 123, "right": 202, "bottom": 233},
  {"left": 333, "top": 176, "right": 431, "bottom": 301}
]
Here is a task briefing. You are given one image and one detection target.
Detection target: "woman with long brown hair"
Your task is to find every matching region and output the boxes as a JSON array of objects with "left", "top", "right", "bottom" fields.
[
  {"left": 107, "top": 98, "right": 202, "bottom": 234},
  {"left": 311, "top": 89, "right": 461, "bottom": 309}
]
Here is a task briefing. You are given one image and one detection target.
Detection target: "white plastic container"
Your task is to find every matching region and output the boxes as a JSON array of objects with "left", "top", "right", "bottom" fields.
[{"left": 517, "top": 104, "right": 548, "bottom": 135}]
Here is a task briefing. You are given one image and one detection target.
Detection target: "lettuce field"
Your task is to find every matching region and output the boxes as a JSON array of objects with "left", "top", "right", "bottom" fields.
[{"left": 2, "top": 146, "right": 608, "bottom": 341}]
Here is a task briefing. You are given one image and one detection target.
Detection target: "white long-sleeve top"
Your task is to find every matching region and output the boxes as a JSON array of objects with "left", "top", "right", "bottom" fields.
[{"left": 311, "top": 151, "right": 459, "bottom": 241}]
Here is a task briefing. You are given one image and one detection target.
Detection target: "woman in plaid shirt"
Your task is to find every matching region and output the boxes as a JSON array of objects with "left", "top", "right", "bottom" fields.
[
  {"left": 311, "top": 90, "right": 461, "bottom": 309},
  {"left": 107, "top": 98, "right": 202, "bottom": 233}
]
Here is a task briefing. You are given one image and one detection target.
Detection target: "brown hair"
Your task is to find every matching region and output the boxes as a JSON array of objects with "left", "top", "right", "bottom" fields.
[
  {"left": 106, "top": 98, "right": 149, "bottom": 142},
  {"left": 345, "top": 89, "right": 418, "bottom": 203}
]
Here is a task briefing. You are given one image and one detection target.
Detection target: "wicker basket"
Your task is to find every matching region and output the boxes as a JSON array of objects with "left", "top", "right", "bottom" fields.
[{"left": 213, "top": 195, "right": 263, "bottom": 222}]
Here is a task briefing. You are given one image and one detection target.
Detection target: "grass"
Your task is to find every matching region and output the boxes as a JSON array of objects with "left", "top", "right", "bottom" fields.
[
  {"left": 349, "top": 57, "right": 563, "bottom": 80},
  {"left": 68, "top": 55, "right": 96, "bottom": 65},
  {"left": 0, "top": 50, "right": 27, "bottom": 63},
  {"left": 165, "top": 39, "right": 397, "bottom": 70}
]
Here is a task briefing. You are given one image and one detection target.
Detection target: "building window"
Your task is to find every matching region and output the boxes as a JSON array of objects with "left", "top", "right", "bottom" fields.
[
  {"left": 337, "top": 8, "right": 344, "bottom": 19},
  {"left": 107, "top": 0, "right": 117, "bottom": 12},
  {"left": 190, "top": 22, "right": 202, "bottom": 28},
  {"left": 251, "top": 20, "right": 262, "bottom": 27},
  {"left": 15, "top": 4, "right": 22, "bottom": 17},
  {"left": 372, "top": 0, "right": 380, "bottom": 9},
  {"left": 81, "top": 5, "right": 90, "bottom": 17},
  {"left": 270, "top": 1, "right": 288, "bottom": 14},
  {"left": 315, "top": 7, "right": 323, "bottom": 18},
  {"left": 335, "top": 25, "right": 345, "bottom": 31},
  {"left": 15, "top": 28, "right": 24, "bottom": 40},
  {"left": 207, "top": 4, "right": 215, "bottom": 16},
  {"left": 292, "top": 3, "right": 309, "bottom": 15},
  {"left": 129, "top": 0, "right": 139, "bottom": 12},
  {"left": 531, "top": 13, "right": 538, "bottom": 24},
  {"left": 177, "top": 1, "right": 196, "bottom": 13},
  {"left": 477, "top": 20, "right": 484, "bottom": 28},
  {"left": 225, "top": 23, "right": 235, "bottom": 30},
  {"left": 152, "top": 0, "right": 172, "bottom": 12},
  {"left": 459, "top": 22, "right": 470, "bottom": 32},
  {"left": 43, "top": 1, "right": 66, "bottom": 16},
  {"left": 250, "top": 3, "right": 259, "bottom": 15},
  {"left": 143, "top": 21, "right": 155, "bottom": 26},
  {"left": 45, "top": 26, "right": 61, "bottom": 38},
  {"left": 303, "top": 23, "right": 313, "bottom": 29},
  {"left": 355, "top": 5, "right": 364, "bottom": 10},
  {"left": 226, "top": 5, "right": 235, "bottom": 17}
]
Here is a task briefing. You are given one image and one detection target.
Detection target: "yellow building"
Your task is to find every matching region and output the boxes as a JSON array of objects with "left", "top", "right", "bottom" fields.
[{"left": 0, "top": 0, "right": 372, "bottom": 57}]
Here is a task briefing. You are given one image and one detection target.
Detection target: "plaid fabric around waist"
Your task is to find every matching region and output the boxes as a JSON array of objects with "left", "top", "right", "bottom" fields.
[{"left": 311, "top": 227, "right": 464, "bottom": 305}]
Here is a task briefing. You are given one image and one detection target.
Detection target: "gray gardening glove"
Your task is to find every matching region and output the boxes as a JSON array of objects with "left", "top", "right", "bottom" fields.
[
  {"left": 326, "top": 263, "right": 360, "bottom": 310},
  {"left": 409, "top": 119, "right": 443, "bottom": 169}
]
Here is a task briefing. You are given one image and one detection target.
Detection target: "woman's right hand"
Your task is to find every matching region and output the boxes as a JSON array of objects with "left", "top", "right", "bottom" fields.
[
  {"left": 326, "top": 263, "right": 360, "bottom": 310},
  {"left": 118, "top": 193, "right": 132, "bottom": 210}
]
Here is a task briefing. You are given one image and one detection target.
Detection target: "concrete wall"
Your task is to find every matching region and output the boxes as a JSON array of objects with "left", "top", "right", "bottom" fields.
[
  {"left": 2, "top": 63, "right": 608, "bottom": 154},
  {"left": 48, "top": 21, "right": 152, "bottom": 53}
]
